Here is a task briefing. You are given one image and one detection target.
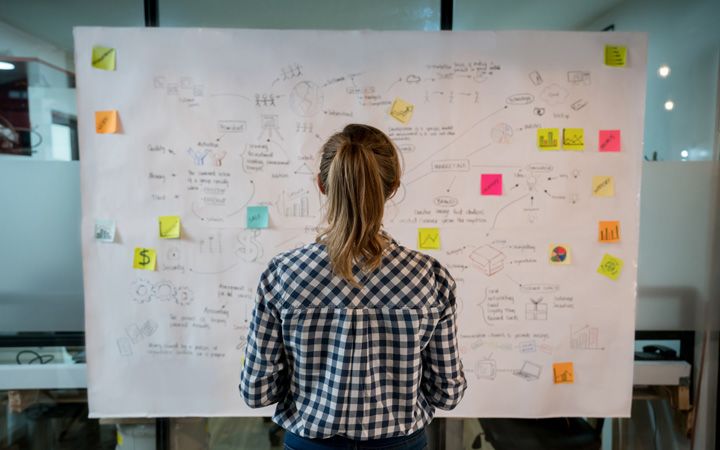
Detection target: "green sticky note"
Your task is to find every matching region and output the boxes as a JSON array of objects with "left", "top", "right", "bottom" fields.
[
  {"left": 597, "top": 253, "right": 624, "bottom": 280},
  {"left": 418, "top": 228, "right": 441, "bottom": 250},
  {"left": 92, "top": 46, "right": 116, "bottom": 71},
  {"left": 247, "top": 206, "right": 269, "bottom": 229},
  {"left": 133, "top": 247, "right": 156, "bottom": 271},
  {"left": 159, "top": 216, "right": 181, "bottom": 239},
  {"left": 604, "top": 45, "right": 627, "bottom": 67}
]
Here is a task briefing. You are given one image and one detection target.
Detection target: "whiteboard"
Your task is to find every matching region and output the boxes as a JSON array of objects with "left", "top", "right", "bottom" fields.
[{"left": 75, "top": 28, "right": 646, "bottom": 418}]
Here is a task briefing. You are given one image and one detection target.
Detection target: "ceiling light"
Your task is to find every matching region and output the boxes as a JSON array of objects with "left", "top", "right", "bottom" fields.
[
  {"left": 657, "top": 65, "right": 670, "bottom": 78},
  {"left": 680, "top": 150, "right": 688, "bottom": 158},
  {"left": 0, "top": 61, "right": 15, "bottom": 70},
  {"left": 664, "top": 100, "right": 674, "bottom": 111}
]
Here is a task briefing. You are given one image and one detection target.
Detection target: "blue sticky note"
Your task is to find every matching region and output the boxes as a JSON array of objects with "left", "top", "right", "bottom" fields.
[{"left": 247, "top": 206, "right": 269, "bottom": 229}]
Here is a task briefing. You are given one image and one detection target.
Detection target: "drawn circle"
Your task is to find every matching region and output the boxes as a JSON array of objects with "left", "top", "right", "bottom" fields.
[
  {"left": 491, "top": 123, "right": 513, "bottom": 144},
  {"left": 289, "top": 81, "right": 323, "bottom": 117},
  {"left": 175, "top": 287, "right": 194, "bottom": 306},
  {"left": 132, "top": 279, "right": 153, "bottom": 304},
  {"left": 167, "top": 247, "right": 181, "bottom": 262},
  {"left": 152, "top": 281, "right": 176, "bottom": 302},
  {"left": 550, "top": 246, "right": 568, "bottom": 263}
]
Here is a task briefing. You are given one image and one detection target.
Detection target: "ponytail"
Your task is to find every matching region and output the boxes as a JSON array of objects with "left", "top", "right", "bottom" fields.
[{"left": 317, "top": 124, "right": 401, "bottom": 286}]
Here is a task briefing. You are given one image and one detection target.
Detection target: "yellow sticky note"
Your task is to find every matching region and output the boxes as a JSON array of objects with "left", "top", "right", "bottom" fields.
[
  {"left": 159, "top": 216, "right": 181, "bottom": 239},
  {"left": 597, "top": 253, "right": 624, "bottom": 280},
  {"left": 390, "top": 98, "right": 414, "bottom": 124},
  {"left": 553, "top": 362, "right": 574, "bottom": 384},
  {"left": 92, "top": 46, "right": 116, "bottom": 71},
  {"left": 592, "top": 176, "right": 615, "bottom": 197},
  {"left": 95, "top": 110, "right": 118, "bottom": 134},
  {"left": 133, "top": 247, "right": 156, "bottom": 271},
  {"left": 604, "top": 45, "right": 627, "bottom": 67},
  {"left": 117, "top": 431, "right": 124, "bottom": 445},
  {"left": 599, "top": 220, "right": 620, "bottom": 243},
  {"left": 418, "top": 228, "right": 441, "bottom": 250},
  {"left": 562, "top": 128, "right": 584, "bottom": 150},
  {"left": 537, "top": 128, "right": 560, "bottom": 150}
]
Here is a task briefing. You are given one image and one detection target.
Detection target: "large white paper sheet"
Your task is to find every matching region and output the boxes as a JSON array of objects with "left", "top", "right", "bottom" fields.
[{"left": 75, "top": 28, "right": 646, "bottom": 417}]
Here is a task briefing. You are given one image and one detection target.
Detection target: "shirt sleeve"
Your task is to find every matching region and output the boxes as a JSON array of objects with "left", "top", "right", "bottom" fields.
[
  {"left": 239, "top": 260, "right": 290, "bottom": 408},
  {"left": 420, "top": 263, "right": 467, "bottom": 410}
]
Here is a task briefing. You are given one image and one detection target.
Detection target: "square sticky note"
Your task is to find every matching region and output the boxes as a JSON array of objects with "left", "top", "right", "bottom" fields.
[
  {"left": 95, "top": 110, "right": 118, "bottom": 134},
  {"left": 418, "top": 228, "right": 440, "bottom": 250},
  {"left": 481, "top": 174, "right": 502, "bottom": 196},
  {"left": 562, "top": 128, "right": 584, "bottom": 151},
  {"left": 390, "top": 98, "right": 414, "bottom": 124},
  {"left": 553, "top": 362, "right": 574, "bottom": 384},
  {"left": 599, "top": 221, "right": 620, "bottom": 243},
  {"left": 247, "top": 206, "right": 269, "bottom": 229},
  {"left": 537, "top": 128, "right": 560, "bottom": 150},
  {"left": 159, "top": 216, "right": 181, "bottom": 239},
  {"left": 94, "top": 219, "right": 116, "bottom": 243},
  {"left": 604, "top": 45, "right": 627, "bottom": 67},
  {"left": 599, "top": 130, "right": 621, "bottom": 152},
  {"left": 133, "top": 247, "right": 156, "bottom": 271},
  {"left": 549, "top": 244, "right": 571, "bottom": 265},
  {"left": 92, "top": 46, "right": 116, "bottom": 71},
  {"left": 597, "top": 253, "right": 624, "bottom": 280},
  {"left": 592, "top": 176, "right": 615, "bottom": 197}
]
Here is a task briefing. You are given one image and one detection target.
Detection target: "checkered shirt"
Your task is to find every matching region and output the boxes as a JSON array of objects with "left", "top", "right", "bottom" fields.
[{"left": 239, "top": 235, "right": 467, "bottom": 439}]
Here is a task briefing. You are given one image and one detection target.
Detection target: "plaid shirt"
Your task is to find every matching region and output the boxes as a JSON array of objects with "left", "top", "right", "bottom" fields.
[{"left": 239, "top": 235, "right": 466, "bottom": 439}]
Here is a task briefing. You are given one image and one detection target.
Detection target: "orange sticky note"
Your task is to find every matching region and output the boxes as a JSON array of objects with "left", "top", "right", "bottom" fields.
[
  {"left": 553, "top": 362, "right": 574, "bottom": 384},
  {"left": 598, "top": 221, "right": 620, "bottom": 243},
  {"left": 95, "top": 110, "right": 118, "bottom": 134}
]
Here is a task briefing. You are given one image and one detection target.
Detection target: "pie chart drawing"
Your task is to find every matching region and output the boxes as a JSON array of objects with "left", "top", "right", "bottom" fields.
[{"left": 549, "top": 245, "right": 570, "bottom": 264}]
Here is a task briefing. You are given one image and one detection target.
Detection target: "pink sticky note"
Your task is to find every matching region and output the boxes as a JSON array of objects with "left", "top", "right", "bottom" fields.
[
  {"left": 599, "top": 130, "right": 621, "bottom": 152},
  {"left": 481, "top": 174, "right": 503, "bottom": 196}
]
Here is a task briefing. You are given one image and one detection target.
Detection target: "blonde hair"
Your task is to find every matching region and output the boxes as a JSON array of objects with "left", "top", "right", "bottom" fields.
[{"left": 317, "top": 124, "right": 401, "bottom": 285}]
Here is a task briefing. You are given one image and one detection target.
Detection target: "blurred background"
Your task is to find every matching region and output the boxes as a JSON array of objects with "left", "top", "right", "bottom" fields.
[{"left": 0, "top": 1, "right": 717, "bottom": 449}]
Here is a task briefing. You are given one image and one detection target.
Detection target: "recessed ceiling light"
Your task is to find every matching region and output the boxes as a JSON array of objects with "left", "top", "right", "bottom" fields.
[
  {"left": 664, "top": 100, "right": 674, "bottom": 111},
  {"left": 0, "top": 61, "right": 15, "bottom": 70},
  {"left": 680, "top": 150, "right": 689, "bottom": 158},
  {"left": 658, "top": 65, "right": 670, "bottom": 78}
]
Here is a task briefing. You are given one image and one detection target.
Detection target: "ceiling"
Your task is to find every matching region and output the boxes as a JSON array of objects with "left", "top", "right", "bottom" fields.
[
  {"left": 0, "top": 0, "right": 144, "bottom": 52},
  {"left": 454, "top": 0, "right": 626, "bottom": 30}
]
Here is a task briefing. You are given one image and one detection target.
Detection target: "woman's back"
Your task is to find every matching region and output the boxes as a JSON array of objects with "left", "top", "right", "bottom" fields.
[
  {"left": 239, "top": 123, "right": 466, "bottom": 444},
  {"left": 240, "top": 236, "right": 465, "bottom": 439}
]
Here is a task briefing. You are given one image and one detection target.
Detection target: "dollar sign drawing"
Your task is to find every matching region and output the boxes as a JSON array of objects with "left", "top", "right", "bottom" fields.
[{"left": 138, "top": 249, "right": 151, "bottom": 267}]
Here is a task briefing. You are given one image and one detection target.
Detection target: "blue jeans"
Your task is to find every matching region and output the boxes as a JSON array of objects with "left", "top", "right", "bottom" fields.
[{"left": 283, "top": 428, "right": 428, "bottom": 450}]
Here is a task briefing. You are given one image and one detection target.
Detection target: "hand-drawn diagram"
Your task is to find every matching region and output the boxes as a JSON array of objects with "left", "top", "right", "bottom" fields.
[{"left": 77, "top": 28, "right": 645, "bottom": 418}]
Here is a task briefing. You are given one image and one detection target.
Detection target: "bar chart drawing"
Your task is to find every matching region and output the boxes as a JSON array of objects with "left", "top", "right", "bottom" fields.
[
  {"left": 280, "top": 189, "right": 311, "bottom": 218},
  {"left": 538, "top": 130, "right": 558, "bottom": 148},
  {"left": 599, "top": 221, "right": 620, "bottom": 242},
  {"left": 571, "top": 325, "right": 604, "bottom": 350}
]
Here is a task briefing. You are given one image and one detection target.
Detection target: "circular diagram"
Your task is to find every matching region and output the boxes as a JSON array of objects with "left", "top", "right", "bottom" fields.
[
  {"left": 550, "top": 245, "right": 570, "bottom": 264},
  {"left": 289, "top": 81, "right": 323, "bottom": 117},
  {"left": 491, "top": 123, "right": 513, "bottom": 144}
]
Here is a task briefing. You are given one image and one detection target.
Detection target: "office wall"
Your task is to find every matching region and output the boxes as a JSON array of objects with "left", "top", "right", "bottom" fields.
[{"left": 583, "top": 0, "right": 720, "bottom": 162}]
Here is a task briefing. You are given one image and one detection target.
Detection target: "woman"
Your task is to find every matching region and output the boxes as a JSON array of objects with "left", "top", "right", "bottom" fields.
[{"left": 240, "top": 124, "right": 466, "bottom": 450}]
